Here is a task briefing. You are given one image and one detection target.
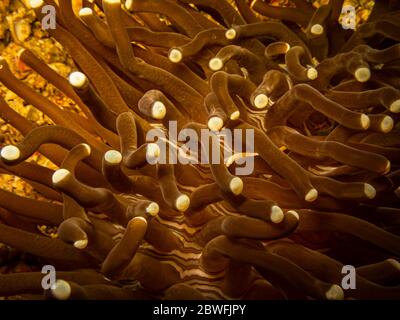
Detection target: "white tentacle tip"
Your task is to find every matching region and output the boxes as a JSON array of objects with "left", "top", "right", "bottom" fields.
[
  {"left": 146, "top": 202, "right": 159, "bottom": 216},
  {"left": 253, "top": 94, "right": 269, "bottom": 109},
  {"left": 1, "top": 145, "right": 20, "bottom": 161},
  {"left": 125, "top": 0, "right": 133, "bottom": 9},
  {"left": 68, "top": 71, "right": 88, "bottom": 88},
  {"left": 380, "top": 116, "right": 393, "bottom": 133},
  {"left": 209, "top": 58, "right": 223, "bottom": 71},
  {"left": 307, "top": 67, "right": 318, "bottom": 80},
  {"left": 175, "top": 194, "right": 190, "bottom": 212},
  {"left": 81, "top": 143, "right": 91, "bottom": 156},
  {"left": 79, "top": 7, "right": 93, "bottom": 16},
  {"left": 133, "top": 216, "right": 148, "bottom": 224},
  {"left": 230, "top": 110, "right": 240, "bottom": 120},
  {"left": 146, "top": 143, "right": 160, "bottom": 159},
  {"left": 384, "top": 161, "right": 391, "bottom": 174},
  {"left": 104, "top": 150, "right": 122, "bottom": 164},
  {"left": 389, "top": 100, "right": 400, "bottom": 113},
  {"left": 229, "top": 177, "right": 243, "bottom": 195},
  {"left": 52, "top": 169, "right": 71, "bottom": 185},
  {"left": 17, "top": 48, "right": 26, "bottom": 59},
  {"left": 270, "top": 206, "right": 284, "bottom": 224},
  {"left": 310, "top": 24, "right": 324, "bottom": 35},
  {"left": 364, "top": 183, "right": 376, "bottom": 199},
  {"left": 30, "top": 0, "right": 44, "bottom": 8},
  {"left": 354, "top": 67, "right": 371, "bottom": 83},
  {"left": 151, "top": 101, "right": 166, "bottom": 120},
  {"left": 168, "top": 49, "right": 183, "bottom": 63},
  {"left": 387, "top": 258, "right": 400, "bottom": 270},
  {"left": 225, "top": 28, "right": 237, "bottom": 40},
  {"left": 287, "top": 210, "right": 299, "bottom": 220},
  {"left": 325, "top": 284, "right": 344, "bottom": 300},
  {"left": 305, "top": 188, "right": 318, "bottom": 202},
  {"left": 51, "top": 280, "right": 72, "bottom": 300},
  {"left": 208, "top": 116, "right": 224, "bottom": 131},
  {"left": 73, "top": 239, "right": 88, "bottom": 250},
  {"left": 360, "top": 114, "right": 370, "bottom": 129}
]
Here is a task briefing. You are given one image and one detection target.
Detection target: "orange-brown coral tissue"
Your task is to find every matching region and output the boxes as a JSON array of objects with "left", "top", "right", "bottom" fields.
[{"left": 0, "top": 0, "right": 399, "bottom": 301}]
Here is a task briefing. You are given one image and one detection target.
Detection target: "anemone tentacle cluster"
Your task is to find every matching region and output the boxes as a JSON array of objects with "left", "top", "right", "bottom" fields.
[{"left": 0, "top": 0, "right": 400, "bottom": 300}]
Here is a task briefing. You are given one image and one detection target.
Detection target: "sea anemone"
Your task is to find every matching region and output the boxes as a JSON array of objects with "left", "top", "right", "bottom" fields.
[{"left": 0, "top": 0, "right": 399, "bottom": 300}]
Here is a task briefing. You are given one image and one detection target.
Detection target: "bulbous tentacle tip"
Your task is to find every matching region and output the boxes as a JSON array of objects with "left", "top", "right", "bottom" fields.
[
  {"left": 384, "top": 161, "right": 391, "bottom": 174},
  {"left": 325, "top": 284, "right": 344, "bottom": 300},
  {"left": 51, "top": 280, "right": 72, "bottom": 300},
  {"left": 225, "top": 29, "right": 237, "bottom": 40},
  {"left": 310, "top": 24, "right": 324, "bottom": 36},
  {"left": 29, "top": 0, "right": 44, "bottom": 9},
  {"left": 360, "top": 114, "right": 370, "bottom": 129},
  {"left": 17, "top": 48, "right": 26, "bottom": 59},
  {"left": 0, "top": 145, "right": 20, "bottom": 161},
  {"left": 354, "top": 67, "right": 371, "bottom": 83},
  {"left": 229, "top": 177, "right": 243, "bottom": 195},
  {"left": 124, "top": 0, "right": 133, "bottom": 10},
  {"left": 151, "top": 101, "right": 166, "bottom": 120},
  {"left": 146, "top": 143, "right": 160, "bottom": 159},
  {"left": 209, "top": 58, "right": 224, "bottom": 71},
  {"left": 307, "top": 67, "right": 318, "bottom": 80},
  {"left": 305, "top": 188, "right": 318, "bottom": 202},
  {"left": 79, "top": 7, "right": 93, "bottom": 16},
  {"left": 380, "top": 116, "right": 394, "bottom": 133},
  {"left": 387, "top": 258, "right": 400, "bottom": 270},
  {"left": 208, "top": 116, "right": 224, "bottom": 131},
  {"left": 168, "top": 48, "right": 183, "bottom": 63},
  {"left": 390, "top": 100, "right": 400, "bottom": 113},
  {"left": 146, "top": 202, "right": 160, "bottom": 216},
  {"left": 73, "top": 239, "right": 88, "bottom": 250},
  {"left": 68, "top": 71, "right": 88, "bottom": 89},
  {"left": 81, "top": 143, "right": 91, "bottom": 156},
  {"left": 270, "top": 206, "right": 284, "bottom": 224},
  {"left": 364, "top": 183, "right": 376, "bottom": 199},
  {"left": 287, "top": 210, "right": 299, "bottom": 220},
  {"left": 52, "top": 168, "right": 71, "bottom": 185},
  {"left": 230, "top": 110, "right": 240, "bottom": 120},
  {"left": 253, "top": 94, "right": 269, "bottom": 109},
  {"left": 175, "top": 194, "right": 190, "bottom": 212},
  {"left": 104, "top": 150, "right": 122, "bottom": 164},
  {"left": 133, "top": 216, "right": 148, "bottom": 224}
]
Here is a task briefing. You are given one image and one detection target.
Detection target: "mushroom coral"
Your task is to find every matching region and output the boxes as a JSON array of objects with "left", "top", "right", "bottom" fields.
[{"left": 0, "top": 0, "right": 400, "bottom": 300}]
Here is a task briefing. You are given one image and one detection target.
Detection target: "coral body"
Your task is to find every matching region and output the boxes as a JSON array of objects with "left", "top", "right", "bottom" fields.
[{"left": 0, "top": 0, "right": 399, "bottom": 300}]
